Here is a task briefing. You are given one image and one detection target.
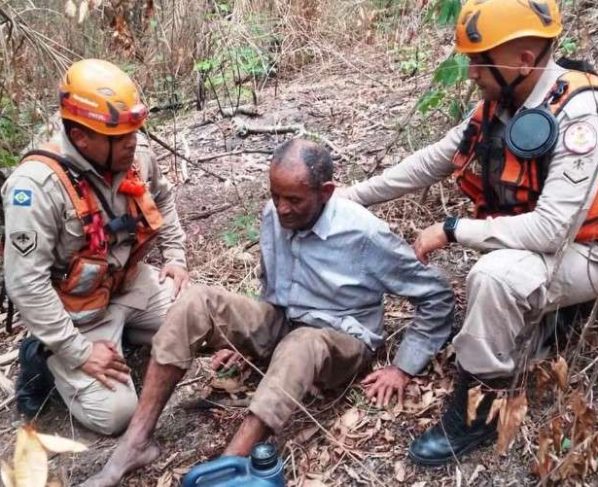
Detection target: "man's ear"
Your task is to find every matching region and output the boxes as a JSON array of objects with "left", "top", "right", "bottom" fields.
[
  {"left": 321, "top": 181, "right": 336, "bottom": 202},
  {"left": 519, "top": 49, "right": 536, "bottom": 76},
  {"left": 69, "top": 126, "right": 89, "bottom": 150}
]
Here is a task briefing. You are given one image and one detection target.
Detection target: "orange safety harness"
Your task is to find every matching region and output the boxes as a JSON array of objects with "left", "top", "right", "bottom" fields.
[
  {"left": 20, "top": 145, "right": 163, "bottom": 325},
  {"left": 453, "top": 70, "right": 598, "bottom": 241}
]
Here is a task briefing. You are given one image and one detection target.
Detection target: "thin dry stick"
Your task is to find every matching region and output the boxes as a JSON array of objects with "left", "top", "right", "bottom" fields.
[{"left": 218, "top": 332, "right": 386, "bottom": 487}]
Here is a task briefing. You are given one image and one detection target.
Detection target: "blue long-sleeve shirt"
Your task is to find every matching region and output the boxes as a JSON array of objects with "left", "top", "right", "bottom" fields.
[{"left": 259, "top": 195, "right": 455, "bottom": 375}]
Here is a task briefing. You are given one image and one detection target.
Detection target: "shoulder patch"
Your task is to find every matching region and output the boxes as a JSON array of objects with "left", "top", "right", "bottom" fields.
[
  {"left": 564, "top": 121, "right": 597, "bottom": 155},
  {"left": 10, "top": 231, "right": 37, "bottom": 256},
  {"left": 12, "top": 189, "right": 33, "bottom": 207}
]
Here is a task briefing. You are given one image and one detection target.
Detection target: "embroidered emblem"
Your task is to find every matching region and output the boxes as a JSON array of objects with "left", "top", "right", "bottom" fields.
[
  {"left": 564, "top": 158, "right": 590, "bottom": 185},
  {"left": 12, "top": 189, "right": 32, "bottom": 207},
  {"left": 564, "top": 121, "right": 597, "bottom": 155},
  {"left": 10, "top": 231, "right": 37, "bottom": 256}
]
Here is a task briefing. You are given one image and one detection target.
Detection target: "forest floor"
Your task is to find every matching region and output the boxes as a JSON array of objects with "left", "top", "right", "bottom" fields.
[{"left": 0, "top": 43, "right": 597, "bottom": 486}]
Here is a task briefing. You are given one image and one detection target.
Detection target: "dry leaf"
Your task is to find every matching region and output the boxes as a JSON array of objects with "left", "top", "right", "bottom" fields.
[
  {"left": 295, "top": 425, "right": 319, "bottom": 443},
  {"left": 156, "top": 470, "right": 172, "bottom": 487},
  {"left": 394, "top": 460, "right": 406, "bottom": 482},
  {"left": 496, "top": 393, "right": 528, "bottom": 455},
  {"left": 467, "top": 464, "right": 485, "bottom": 484},
  {"left": 90, "top": 0, "right": 103, "bottom": 7},
  {"left": 383, "top": 429, "right": 395, "bottom": 443},
  {"left": 78, "top": 0, "right": 89, "bottom": 24},
  {"left": 303, "top": 480, "right": 327, "bottom": 487},
  {"left": 211, "top": 376, "right": 245, "bottom": 394},
  {"left": 569, "top": 389, "right": 595, "bottom": 444},
  {"left": 1, "top": 459, "right": 15, "bottom": 487},
  {"left": 36, "top": 433, "right": 87, "bottom": 453},
  {"left": 65, "top": 0, "right": 76, "bottom": 18},
  {"left": 534, "top": 364, "right": 552, "bottom": 394},
  {"left": 338, "top": 407, "right": 361, "bottom": 433},
  {"left": 551, "top": 417, "right": 563, "bottom": 454},
  {"left": 467, "top": 385, "right": 484, "bottom": 426},
  {"left": 486, "top": 396, "right": 506, "bottom": 425},
  {"left": 532, "top": 428, "right": 553, "bottom": 478},
  {"left": 551, "top": 356, "right": 568, "bottom": 390},
  {"left": 14, "top": 426, "right": 48, "bottom": 487}
]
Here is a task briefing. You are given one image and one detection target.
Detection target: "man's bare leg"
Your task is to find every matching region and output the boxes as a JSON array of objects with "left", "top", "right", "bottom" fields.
[
  {"left": 83, "top": 360, "right": 185, "bottom": 487},
  {"left": 223, "top": 413, "right": 271, "bottom": 457}
]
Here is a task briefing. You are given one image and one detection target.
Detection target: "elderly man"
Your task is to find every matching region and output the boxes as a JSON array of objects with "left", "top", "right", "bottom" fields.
[
  {"left": 85, "top": 138, "right": 454, "bottom": 485},
  {"left": 342, "top": 0, "right": 598, "bottom": 465},
  {"left": 3, "top": 59, "right": 188, "bottom": 434}
]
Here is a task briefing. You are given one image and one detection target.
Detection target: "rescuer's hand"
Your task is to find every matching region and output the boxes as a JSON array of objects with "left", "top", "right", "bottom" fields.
[{"left": 80, "top": 340, "right": 131, "bottom": 390}]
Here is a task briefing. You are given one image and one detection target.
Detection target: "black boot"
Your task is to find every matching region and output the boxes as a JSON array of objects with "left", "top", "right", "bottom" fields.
[
  {"left": 15, "top": 337, "right": 55, "bottom": 419},
  {"left": 408, "top": 371, "right": 506, "bottom": 465}
]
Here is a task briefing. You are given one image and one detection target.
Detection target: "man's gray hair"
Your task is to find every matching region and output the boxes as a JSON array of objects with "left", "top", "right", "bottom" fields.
[{"left": 271, "top": 138, "right": 333, "bottom": 188}]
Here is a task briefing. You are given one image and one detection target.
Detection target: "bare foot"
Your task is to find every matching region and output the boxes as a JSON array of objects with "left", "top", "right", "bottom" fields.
[{"left": 82, "top": 439, "right": 160, "bottom": 487}]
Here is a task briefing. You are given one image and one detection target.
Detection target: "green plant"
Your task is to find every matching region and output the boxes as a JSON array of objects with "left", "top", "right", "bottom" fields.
[
  {"left": 417, "top": 53, "right": 469, "bottom": 117},
  {"left": 426, "top": 0, "right": 461, "bottom": 26},
  {"left": 559, "top": 36, "right": 578, "bottom": 57},
  {"left": 221, "top": 214, "right": 259, "bottom": 247}
]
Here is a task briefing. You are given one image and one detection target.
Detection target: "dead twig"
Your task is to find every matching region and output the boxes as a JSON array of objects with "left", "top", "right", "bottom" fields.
[
  {"left": 186, "top": 203, "right": 234, "bottom": 221},
  {"left": 0, "top": 349, "right": 18, "bottom": 366},
  {"left": 145, "top": 129, "right": 227, "bottom": 182}
]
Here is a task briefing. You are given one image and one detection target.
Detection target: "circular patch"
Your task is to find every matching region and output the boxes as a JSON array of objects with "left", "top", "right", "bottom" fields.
[{"left": 564, "top": 121, "right": 597, "bottom": 155}]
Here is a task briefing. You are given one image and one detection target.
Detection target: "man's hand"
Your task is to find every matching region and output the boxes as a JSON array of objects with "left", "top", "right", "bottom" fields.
[
  {"left": 79, "top": 340, "right": 130, "bottom": 390},
  {"left": 413, "top": 222, "right": 448, "bottom": 264},
  {"left": 159, "top": 264, "right": 190, "bottom": 301},
  {"left": 211, "top": 349, "right": 246, "bottom": 372},
  {"left": 361, "top": 365, "right": 411, "bottom": 408}
]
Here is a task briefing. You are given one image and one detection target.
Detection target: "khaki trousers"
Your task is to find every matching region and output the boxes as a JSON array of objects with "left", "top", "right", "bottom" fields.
[
  {"left": 48, "top": 264, "right": 174, "bottom": 435},
  {"left": 152, "top": 285, "right": 371, "bottom": 431},
  {"left": 454, "top": 247, "right": 598, "bottom": 378}
]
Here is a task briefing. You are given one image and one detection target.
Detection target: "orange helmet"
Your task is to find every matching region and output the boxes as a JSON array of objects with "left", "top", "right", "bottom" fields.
[
  {"left": 456, "top": 0, "right": 563, "bottom": 54},
  {"left": 59, "top": 59, "right": 148, "bottom": 136}
]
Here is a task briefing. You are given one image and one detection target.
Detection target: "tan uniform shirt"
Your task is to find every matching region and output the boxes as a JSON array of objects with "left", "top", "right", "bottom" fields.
[
  {"left": 343, "top": 60, "right": 598, "bottom": 257},
  {"left": 2, "top": 127, "right": 186, "bottom": 369}
]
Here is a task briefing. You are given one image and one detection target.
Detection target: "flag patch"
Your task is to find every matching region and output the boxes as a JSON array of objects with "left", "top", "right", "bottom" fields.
[{"left": 12, "top": 189, "right": 33, "bottom": 207}]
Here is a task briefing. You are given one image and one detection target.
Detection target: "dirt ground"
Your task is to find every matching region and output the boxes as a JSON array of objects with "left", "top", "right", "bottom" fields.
[{"left": 0, "top": 46, "right": 596, "bottom": 486}]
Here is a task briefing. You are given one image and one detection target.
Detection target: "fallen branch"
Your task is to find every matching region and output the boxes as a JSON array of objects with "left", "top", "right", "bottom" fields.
[
  {"left": 232, "top": 117, "right": 303, "bottom": 137},
  {"left": 0, "top": 393, "right": 14, "bottom": 410},
  {"left": 0, "top": 369, "right": 14, "bottom": 396},
  {"left": 231, "top": 118, "right": 350, "bottom": 162},
  {"left": 221, "top": 106, "right": 261, "bottom": 118},
  {"left": 144, "top": 129, "right": 227, "bottom": 182},
  {"left": 186, "top": 203, "right": 233, "bottom": 221},
  {"left": 0, "top": 349, "right": 18, "bottom": 366}
]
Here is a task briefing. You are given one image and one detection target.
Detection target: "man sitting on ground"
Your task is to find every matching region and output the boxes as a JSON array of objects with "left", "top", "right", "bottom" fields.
[{"left": 85, "top": 138, "right": 454, "bottom": 486}]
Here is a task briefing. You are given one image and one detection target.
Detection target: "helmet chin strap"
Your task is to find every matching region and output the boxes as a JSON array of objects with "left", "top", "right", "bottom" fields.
[
  {"left": 481, "top": 41, "right": 552, "bottom": 111},
  {"left": 106, "top": 136, "right": 114, "bottom": 172}
]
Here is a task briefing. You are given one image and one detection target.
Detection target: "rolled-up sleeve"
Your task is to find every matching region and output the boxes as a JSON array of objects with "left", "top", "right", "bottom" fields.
[{"left": 363, "top": 228, "right": 455, "bottom": 375}]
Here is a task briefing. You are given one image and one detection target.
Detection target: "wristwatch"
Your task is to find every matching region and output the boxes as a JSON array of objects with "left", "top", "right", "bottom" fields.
[{"left": 443, "top": 217, "right": 459, "bottom": 243}]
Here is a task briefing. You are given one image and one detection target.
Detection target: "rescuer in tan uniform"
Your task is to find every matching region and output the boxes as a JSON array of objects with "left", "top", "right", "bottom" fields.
[
  {"left": 342, "top": 0, "right": 598, "bottom": 464},
  {"left": 2, "top": 59, "right": 188, "bottom": 435}
]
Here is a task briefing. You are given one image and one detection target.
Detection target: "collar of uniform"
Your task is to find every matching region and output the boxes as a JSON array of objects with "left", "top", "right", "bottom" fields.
[
  {"left": 281, "top": 196, "right": 337, "bottom": 241},
  {"left": 497, "top": 58, "right": 566, "bottom": 124},
  {"left": 519, "top": 58, "right": 566, "bottom": 110}
]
